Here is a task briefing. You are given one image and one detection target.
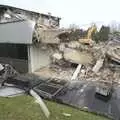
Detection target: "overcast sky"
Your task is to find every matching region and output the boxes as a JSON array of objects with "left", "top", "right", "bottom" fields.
[{"left": 1, "top": 0, "right": 120, "bottom": 28}]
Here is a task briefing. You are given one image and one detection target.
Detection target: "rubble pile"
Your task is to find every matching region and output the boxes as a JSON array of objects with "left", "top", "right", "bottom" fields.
[
  {"left": 26, "top": 20, "right": 120, "bottom": 84},
  {"left": 109, "top": 32, "right": 120, "bottom": 42},
  {"left": 42, "top": 29, "right": 120, "bottom": 83}
]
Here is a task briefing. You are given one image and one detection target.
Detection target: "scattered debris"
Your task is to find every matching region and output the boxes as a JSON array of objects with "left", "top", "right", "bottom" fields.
[
  {"left": 92, "top": 59, "right": 104, "bottom": 73},
  {"left": 52, "top": 52, "right": 63, "bottom": 61},
  {"left": 107, "top": 46, "right": 120, "bottom": 64},
  {"left": 33, "top": 80, "right": 66, "bottom": 99},
  {"left": 71, "top": 64, "right": 82, "bottom": 80},
  {"left": 62, "top": 112, "right": 71, "bottom": 117},
  {"left": 0, "top": 64, "right": 4, "bottom": 71},
  {"left": 5, "top": 75, "right": 30, "bottom": 90},
  {"left": 67, "top": 41, "right": 80, "bottom": 49}
]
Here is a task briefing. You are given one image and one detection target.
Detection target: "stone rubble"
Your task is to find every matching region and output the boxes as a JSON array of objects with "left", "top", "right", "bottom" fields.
[{"left": 38, "top": 31, "right": 120, "bottom": 84}]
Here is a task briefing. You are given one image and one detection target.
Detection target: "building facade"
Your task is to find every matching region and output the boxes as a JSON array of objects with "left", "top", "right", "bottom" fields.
[{"left": 0, "top": 5, "right": 61, "bottom": 73}]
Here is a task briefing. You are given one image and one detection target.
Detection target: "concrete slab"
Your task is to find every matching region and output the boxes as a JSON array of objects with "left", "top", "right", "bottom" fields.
[{"left": 0, "top": 86, "right": 25, "bottom": 97}]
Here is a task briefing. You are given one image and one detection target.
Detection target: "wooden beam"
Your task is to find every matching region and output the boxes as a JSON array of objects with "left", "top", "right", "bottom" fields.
[{"left": 71, "top": 64, "right": 82, "bottom": 80}]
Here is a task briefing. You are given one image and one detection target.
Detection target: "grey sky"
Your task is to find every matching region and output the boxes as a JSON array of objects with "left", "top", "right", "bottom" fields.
[{"left": 1, "top": 0, "right": 120, "bottom": 27}]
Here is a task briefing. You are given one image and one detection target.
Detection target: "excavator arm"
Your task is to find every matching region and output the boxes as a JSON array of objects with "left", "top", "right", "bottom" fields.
[
  {"left": 87, "top": 24, "right": 97, "bottom": 39},
  {"left": 79, "top": 24, "right": 97, "bottom": 45}
]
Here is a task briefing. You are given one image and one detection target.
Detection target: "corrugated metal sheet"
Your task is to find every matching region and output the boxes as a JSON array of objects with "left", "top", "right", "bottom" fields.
[
  {"left": 0, "top": 4, "right": 61, "bottom": 20},
  {"left": 0, "top": 20, "right": 35, "bottom": 44}
]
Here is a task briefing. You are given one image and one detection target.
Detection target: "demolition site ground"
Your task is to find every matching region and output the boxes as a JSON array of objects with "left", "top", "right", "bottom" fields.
[{"left": 0, "top": 5, "right": 120, "bottom": 120}]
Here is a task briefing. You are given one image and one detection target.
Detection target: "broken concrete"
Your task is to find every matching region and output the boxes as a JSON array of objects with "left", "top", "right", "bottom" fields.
[
  {"left": 67, "top": 41, "right": 80, "bottom": 49},
  {"left": 36, "top": 29, "right": 61, "bottom": 44},
  {"left": 34, "top": 66, "right": 74, "bottom": 81},
  {"left": 71, "top": 64, "right": 82, "bottom": 80},
  {"left": 64, "top": 48, "right": 93, "bottom": 65},
  {"left": 107, "top": 45, "right": 120, "bottom": 64},
  {"left": 92, "top": 59, "right": 104, "bottom": 73},
  {"left": 52, "top": 52, "right": 63, "bottom": 60}
]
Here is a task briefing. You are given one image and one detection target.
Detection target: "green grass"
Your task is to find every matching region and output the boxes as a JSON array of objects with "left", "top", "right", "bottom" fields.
[{"left": 0, "top": 95, "right": 109, "bottom": 120}]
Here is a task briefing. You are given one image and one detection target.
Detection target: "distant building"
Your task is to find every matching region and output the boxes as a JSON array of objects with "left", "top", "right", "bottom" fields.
[{"left": 0, "top": 4, "right": 61, "bottom": 73}]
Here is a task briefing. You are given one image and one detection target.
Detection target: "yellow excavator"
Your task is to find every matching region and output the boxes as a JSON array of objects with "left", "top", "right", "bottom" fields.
[{"left": 79, "top": 24, "right": 97, "bottom": 45}]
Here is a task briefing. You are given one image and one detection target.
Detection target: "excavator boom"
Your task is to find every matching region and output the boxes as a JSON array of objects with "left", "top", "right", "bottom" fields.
[
  {"left": 79, "top": 24, "right": 97, "bottom": 45},
  {"left": 87, "top": 25, "right": 97, "bottom": 39}
]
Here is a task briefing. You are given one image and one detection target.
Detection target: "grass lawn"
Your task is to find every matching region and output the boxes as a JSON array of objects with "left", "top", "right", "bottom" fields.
[{"left": 0, "top": 95, "right": 109, "bottom": 120}]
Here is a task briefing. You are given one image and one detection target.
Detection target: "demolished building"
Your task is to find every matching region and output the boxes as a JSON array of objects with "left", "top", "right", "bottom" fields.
[
  {"left": 0, "top": 5, "right": 62, "bottom": 73},
  {"left": 0, "top": 4, "right": 119, "bottom": 84}
]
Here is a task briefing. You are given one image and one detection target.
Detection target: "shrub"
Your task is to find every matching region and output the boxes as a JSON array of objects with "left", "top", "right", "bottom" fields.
[{"left": 93, "top": 26, "right": 110, "bottom": 43}]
